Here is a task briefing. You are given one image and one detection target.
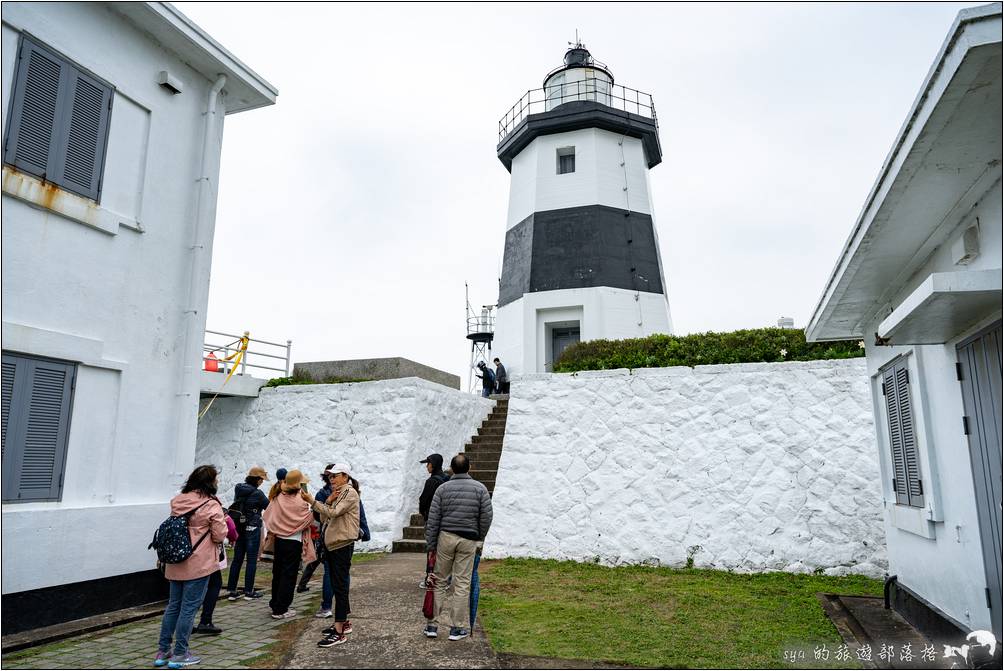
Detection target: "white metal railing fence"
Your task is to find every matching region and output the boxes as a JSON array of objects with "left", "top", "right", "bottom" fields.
[{"left": 203, "top": 329, "right": 292, "bottom": 378}]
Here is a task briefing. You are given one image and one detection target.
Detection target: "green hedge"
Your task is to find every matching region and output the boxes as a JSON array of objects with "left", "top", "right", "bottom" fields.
[
  {"left": 264, "top": 374, "right": 373, "bottom": 388},
  {"left": 552, "top": 328, "right": 864, "bottom": 373}
]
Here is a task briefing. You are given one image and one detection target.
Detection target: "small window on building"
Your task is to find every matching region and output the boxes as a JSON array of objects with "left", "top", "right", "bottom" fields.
[
  {"left": 881, "top": 358, "right": 925, "bottom": 508},
  {"left": 3, "top": 34, "right": 113, "bottom": 201},
  {"left": 1, "top": 352, "right": 76, "bottom": 503},
  {"left": 557, "top": 147, "right": 575, "bottom": 174}
]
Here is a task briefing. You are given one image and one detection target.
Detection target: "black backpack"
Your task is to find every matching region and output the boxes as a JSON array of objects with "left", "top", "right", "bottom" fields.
[
  {"left": 149, "top": 500, "right": 212, "bottom": 564},
  {"left": 228, "top": 494, "right": 249, "bottom": 526}
]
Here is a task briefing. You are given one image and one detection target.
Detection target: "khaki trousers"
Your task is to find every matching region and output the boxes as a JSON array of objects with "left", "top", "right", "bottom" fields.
[{"left": 431, "top": 531, "right": 479, "bottom": 629}]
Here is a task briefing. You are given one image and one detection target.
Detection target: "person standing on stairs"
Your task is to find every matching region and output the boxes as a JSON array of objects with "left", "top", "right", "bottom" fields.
[
  {"left": 493, "top": 358, "right": 509, "bottom": 395},
  {"left": 475, "top": 361, "right": 495, "bottom": 398},
  {"left": 418, "top": 454, "right": 450, "bottom": 589},
  {"left": 423, "top": 453, "right": 493, "bottom": 642}
]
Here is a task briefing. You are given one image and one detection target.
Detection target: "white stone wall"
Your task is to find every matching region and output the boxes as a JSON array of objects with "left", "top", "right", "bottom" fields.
[
  {"left": 484, "top": 359, "right": 888, "bottom": 577},
  {"left": 196, "top": 378, "right": 494, "bottom": 551}
]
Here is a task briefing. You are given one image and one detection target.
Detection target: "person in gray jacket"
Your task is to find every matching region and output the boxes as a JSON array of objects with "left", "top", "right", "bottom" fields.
[{"left": 423, "top": 453, "right": 492, "bottom": 641}]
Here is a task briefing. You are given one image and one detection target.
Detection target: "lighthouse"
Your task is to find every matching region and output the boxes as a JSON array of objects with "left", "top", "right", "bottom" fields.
[{"left": 493, "top": 42, "right": 673, "bottom": 374}]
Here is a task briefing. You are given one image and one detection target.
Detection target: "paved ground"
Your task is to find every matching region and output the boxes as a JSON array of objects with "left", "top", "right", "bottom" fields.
[
  {"left": 287, "top": 552, "right": 496, "bottom": 669},
  {"left": 2, "top": 559, "right": 320, "bottom": 670}
]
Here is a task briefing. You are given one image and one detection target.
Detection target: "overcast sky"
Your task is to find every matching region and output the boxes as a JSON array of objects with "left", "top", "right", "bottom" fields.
[{"left": 176, "top": 1, "right": 982, "bottom": 382}]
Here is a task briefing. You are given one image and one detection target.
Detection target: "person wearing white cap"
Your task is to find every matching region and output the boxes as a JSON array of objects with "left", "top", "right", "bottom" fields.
[{"left": 312, "top": 464, "right": 360, "bottom": 648}]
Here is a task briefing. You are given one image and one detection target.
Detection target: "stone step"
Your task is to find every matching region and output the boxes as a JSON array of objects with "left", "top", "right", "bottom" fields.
[
  {"left": 465, "top": 449, "right": 502, "bottom": 461},
  {"left": 481, "top": 418, "right": 507, "bottom": 427},
  {"left": 470, "top": 469, "right": 497, "bottom": 481},
  {"left": 410, "top": 512, "right": 425, "bottom": 527},
  {"left": 392, "top": 539, "right": 427, "bottom": 553},
  {"left": 403, "top": 525, "right": 425, "bottom": 540},
  {"left": 479, "top": 427, "right": 506, "bottom": 437},
  {"left": 471, "top": 434, "right": 503, "bottom": 444}
]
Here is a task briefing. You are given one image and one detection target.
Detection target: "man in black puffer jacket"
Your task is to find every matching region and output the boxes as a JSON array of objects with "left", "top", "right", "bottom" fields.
[{"left": 423, "top": 454, "right": 492, "bottom": 641}]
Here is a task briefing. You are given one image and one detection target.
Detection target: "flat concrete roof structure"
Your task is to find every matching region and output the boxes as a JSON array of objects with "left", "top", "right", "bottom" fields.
[{"left": 294, "top": 357, "right": 460, "bottom": 390}]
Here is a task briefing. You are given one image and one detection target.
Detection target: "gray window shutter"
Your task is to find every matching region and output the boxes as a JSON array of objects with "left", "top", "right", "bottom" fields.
[
  {"left": 3, "top": 37, "right": 65, "bottom": 179},
  {"left": 3, "top": 35, "right": 112, "bottom": 201},
  {"left": 883, "top": 360, "right": 924, "bottom": 507},
  {"left": 1, "top": 353, "right": 75, "bottom": 502},
  {"left": 49, "top": 68, "right": 112, "bottom": 200}
]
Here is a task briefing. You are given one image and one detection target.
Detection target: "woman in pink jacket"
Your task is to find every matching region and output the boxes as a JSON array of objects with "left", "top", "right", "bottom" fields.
[{"left": 154, "top": 465, "right": 228, "bottom": 668}]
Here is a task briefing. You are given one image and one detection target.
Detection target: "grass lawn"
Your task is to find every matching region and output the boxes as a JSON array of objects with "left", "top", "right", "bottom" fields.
[{"left": 478, "top": 558, "right": 882, "bottom": 669}]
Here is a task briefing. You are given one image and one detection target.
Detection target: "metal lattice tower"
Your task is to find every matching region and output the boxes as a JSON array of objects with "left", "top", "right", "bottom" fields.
[{"left": 465, "top": 283, "right": 495, "bottom": 394}]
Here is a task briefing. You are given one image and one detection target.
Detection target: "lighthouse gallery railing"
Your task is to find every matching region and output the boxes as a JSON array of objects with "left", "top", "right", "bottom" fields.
[{"left": 498, "top": 78, "right": 657, "bottom": 144}]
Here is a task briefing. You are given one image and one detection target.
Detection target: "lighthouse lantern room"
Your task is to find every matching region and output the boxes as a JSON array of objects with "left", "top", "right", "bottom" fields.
[{"left": 493, "top": 42, "right": 674, "bottom": 374}]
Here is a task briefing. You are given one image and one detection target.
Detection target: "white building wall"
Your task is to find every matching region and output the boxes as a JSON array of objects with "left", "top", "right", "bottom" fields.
[
  {"left": 1, "top": 3, "right": 230, "bottom": 593},
  {"left": 860, "top": 179, "right": 1001, "bottom": 633},
  {"left": 505, "top": 129, "right": 653, "bottom": 228},
  {"left": 484, "top": 360, "right": 888, "bottom": 577},
  {"left": 493, "top": 287, "right": 673, "bottom": 375},
  {"left": 195, "top": 380, "right": 494, "bottom": 551}
]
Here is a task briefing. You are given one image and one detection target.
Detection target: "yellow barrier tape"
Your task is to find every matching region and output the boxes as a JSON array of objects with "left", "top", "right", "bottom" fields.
[{"left": 198, "top": 332, "right": 249, "bottom": 420}]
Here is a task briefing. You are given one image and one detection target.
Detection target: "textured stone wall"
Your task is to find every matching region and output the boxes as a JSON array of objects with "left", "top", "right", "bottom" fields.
[
  {"left": 483, "top": 359, "right": 888, "bottom": 577},
  {"left": 196, "top": 378, "right": 493, "bottom": 551}
]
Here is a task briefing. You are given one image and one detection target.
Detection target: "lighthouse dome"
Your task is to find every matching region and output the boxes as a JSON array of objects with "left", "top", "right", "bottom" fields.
[{"left": 543, "top": 45, "right": 614, "bottom": 111}]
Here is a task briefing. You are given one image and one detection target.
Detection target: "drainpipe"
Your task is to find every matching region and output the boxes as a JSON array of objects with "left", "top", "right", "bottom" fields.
[
  {"left": 884, "top": 574, "right": 898, "bottom": 609},
  {"left": 174, "top": 74, "right": 227, "bottom": 478}
]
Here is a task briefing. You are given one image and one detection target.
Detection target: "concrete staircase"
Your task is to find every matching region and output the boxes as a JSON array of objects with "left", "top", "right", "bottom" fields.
[{"left": 391, "top": 395, "right": 509, "bottom": 553}]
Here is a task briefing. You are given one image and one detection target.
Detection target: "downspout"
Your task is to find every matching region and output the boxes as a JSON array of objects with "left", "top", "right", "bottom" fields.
[{"left": 174, "top": 74, "right": 227, "bottom": 478}]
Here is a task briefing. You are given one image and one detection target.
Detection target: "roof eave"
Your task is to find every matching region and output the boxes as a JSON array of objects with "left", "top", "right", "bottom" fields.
[{"left": 805, "top": 3, "right": 1002, "bottom": 343}]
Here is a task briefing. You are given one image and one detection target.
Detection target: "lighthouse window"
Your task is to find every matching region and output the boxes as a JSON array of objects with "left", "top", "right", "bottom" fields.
[{"left": 557, "top": 147, "right": 575, "bottom": 174}]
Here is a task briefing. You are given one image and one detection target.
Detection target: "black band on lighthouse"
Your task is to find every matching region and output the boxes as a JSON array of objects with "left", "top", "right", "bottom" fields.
[{"left": 498, "top": 204, "right": 665, "bottom": 307}]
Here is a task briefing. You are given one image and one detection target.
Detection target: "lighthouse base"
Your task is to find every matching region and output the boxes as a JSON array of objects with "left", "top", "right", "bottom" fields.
[{"left": 493, "top": 287, "right": 673, "bottom": 375}]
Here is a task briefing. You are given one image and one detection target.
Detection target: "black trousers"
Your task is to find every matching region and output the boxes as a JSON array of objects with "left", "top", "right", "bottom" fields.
[
  {"left": 198, "top": 569, "right": 222, "bottom": 624},
  {"left": 325, "top": 543, "right": 354, "bottom": 621},
  {"left": 269, "top": 539, "right": 301, "bottom": 615}
]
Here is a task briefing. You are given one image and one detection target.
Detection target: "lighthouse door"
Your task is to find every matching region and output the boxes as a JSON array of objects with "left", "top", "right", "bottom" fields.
[{"left": 551, "top": 326, "right": 580, "bottom": 368}]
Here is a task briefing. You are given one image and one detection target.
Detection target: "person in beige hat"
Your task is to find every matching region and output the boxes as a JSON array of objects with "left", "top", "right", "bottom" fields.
[
  {"left": 262, "top": 469, "right": 316, "bottom": 619},
  {"left": 225, "top": 467, "right": 270, "bottom": 601}
]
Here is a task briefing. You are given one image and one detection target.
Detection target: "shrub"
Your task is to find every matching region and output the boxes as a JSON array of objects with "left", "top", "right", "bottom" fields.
[
  {"left": 552, "top": 328, "right": 864, "bottom": 373},
  {"left": 264, "top": 374, "right": 373, "bottom": 387}
]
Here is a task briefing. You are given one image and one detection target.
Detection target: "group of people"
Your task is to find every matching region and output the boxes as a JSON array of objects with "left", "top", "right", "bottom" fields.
[
  {"left": 154, "top": 461, "right": 367, "bottom": 667},
  {"left": 152, "top": 448, "right": 494, "bottom": 667},
  {"left": 475, "top": 357, "right": 509, "bottom": 398}
]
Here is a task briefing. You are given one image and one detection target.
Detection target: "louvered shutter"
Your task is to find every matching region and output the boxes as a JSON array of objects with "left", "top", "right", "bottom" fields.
[
  {"left": 48, "top": 68, "right": 112, "bottom": 200},
  {"left": 3, "top": 35, "right": 113, "bottom": 201},
  {"left": 1, "top": 353, "right": 75, "bottom": 502},
  {"left": 882, "top": 359, "right": 924, "bottom": 507},
  {"left": 3, "top": 38, "right": 65, "bottom": 178}
]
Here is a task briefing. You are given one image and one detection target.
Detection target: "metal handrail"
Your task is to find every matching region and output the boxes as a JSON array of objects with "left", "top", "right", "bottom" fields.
[
  {"left": 468, "top": 313, "right": 495, "bottom": 335},
  {"left": 498, "top": 78, "right": 657, "bottom": 144},
  {"left": 202, "top": 329, "right": 292, "bottom": 377}
]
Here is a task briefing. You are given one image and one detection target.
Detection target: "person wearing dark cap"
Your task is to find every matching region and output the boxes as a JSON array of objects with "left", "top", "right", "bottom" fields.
[{"left": 418, "top": 454, "right": 450, "bottom": 589}]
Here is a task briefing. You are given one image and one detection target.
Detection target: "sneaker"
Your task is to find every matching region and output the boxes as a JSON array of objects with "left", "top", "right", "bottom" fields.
[
  {"left": 419, "top": 578, "right": 428, "bottom": 589},
  {"left": 270, "top": 609, "right": 297, "bottom": 620},
  {"left": 322, "top": 625, "right": 337, "bottom": 635},
  {"left": 226, "top": 591, "right": 241, "bottom": 601},
  {"left": 342, "top": 620, "right": 353, "bottom": 634},
  {"left": 244, "top": 590, "right": 264, "bottom": 600},
  {"left": 296, "top": 584, "right": 310, "bottom": 593},
  {"left": 314, "top": 608, "right": 332, "bottom": 618},
  {"left": 448, "top": 627, "right": 469, "bottom": 641},
  {"left": 154, "top": 650, "right": 172, "bottom": 667},
  {"left": 167, "top": 652, "right": 201, "bottom": 667},
  {"left": 423, "top": 624, "right": 438, "bottom": 638},
  {"left": 317, "top": 633, "right": 347, "bottom": 648}
]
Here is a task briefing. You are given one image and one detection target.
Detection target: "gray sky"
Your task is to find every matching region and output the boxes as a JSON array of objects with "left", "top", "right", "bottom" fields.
[{"left": 177, "top": 1, "right": 982, "bottom": 381}]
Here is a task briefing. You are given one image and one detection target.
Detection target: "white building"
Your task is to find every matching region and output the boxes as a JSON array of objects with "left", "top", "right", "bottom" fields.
[
  {"left": 493, "top": 45, "right": 673, "bottom": 374},
  {"left": 1, "top": 2, "right": 276, "bottom": 633},
  {"left": 806, "top": 4, "right": 1001, "bottom": 642}
]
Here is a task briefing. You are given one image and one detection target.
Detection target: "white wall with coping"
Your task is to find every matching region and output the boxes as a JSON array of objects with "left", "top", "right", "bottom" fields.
[
  {"left": 484, "top": 359, "right": 888, "bottom": 577},
  {"left": 195, "top": 378, "right": 494, "bottom": 551}
]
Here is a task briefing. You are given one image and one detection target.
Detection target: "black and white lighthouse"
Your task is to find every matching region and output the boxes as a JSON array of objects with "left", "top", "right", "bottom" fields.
[{"left": 493, "top": 43, "right": 673, "bottom": 374}]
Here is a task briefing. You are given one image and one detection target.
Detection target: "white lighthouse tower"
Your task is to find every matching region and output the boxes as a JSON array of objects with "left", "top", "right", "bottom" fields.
[{"left": 493, "top": 42, "right": 673, "bottom": 374}]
